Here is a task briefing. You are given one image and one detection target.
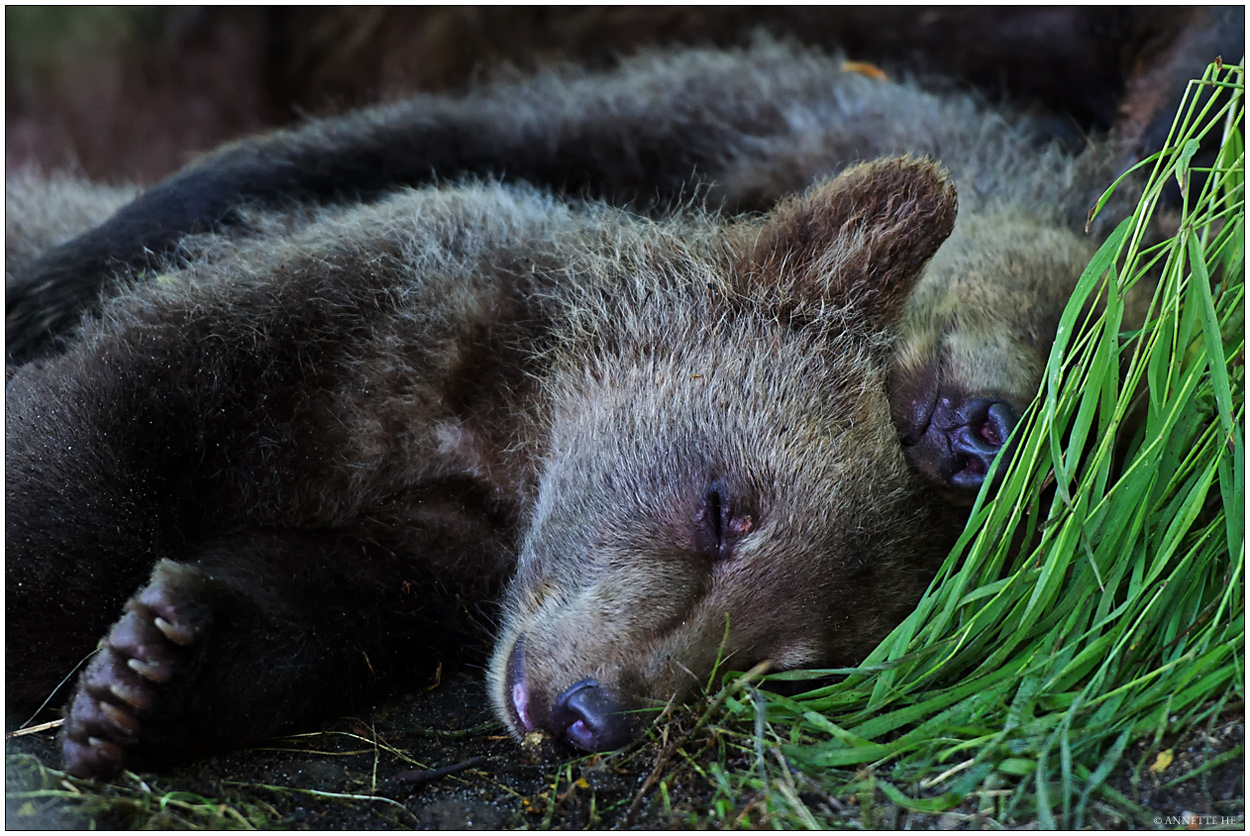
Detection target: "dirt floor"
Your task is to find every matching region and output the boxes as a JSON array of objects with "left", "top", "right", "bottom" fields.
[
  {"left": 6, "top": 663, "right": 1244, "bottom": 830},
  {"left": 6, "top": 664, "right": 726, "bottom": 830},
  {"left": 1107, "top": 708, "right": 1246, "bottom": 830}
]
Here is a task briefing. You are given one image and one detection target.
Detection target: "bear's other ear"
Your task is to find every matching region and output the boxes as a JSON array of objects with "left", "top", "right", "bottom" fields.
[{"left": 742, "top": 156, "right": 957, "bottom": 325}]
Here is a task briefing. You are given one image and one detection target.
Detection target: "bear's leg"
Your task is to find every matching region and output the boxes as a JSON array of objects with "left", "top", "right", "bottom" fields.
[{"left": 58, "top": 529, "right": 480, "bottom": 780}]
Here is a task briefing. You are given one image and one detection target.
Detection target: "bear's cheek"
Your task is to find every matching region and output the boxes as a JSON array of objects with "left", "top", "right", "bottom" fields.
[{"left": 501, "top": 546, "right": 838, "bottom": 700}]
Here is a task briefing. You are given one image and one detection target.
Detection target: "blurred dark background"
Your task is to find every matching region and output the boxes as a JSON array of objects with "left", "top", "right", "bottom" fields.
[{"left": 6, "top": 6, "right": 1242, "bottom": 185}]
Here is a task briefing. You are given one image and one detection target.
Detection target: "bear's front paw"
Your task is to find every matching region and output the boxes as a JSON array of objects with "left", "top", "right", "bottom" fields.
[{"left": 60, "top": 562, "right": 209, "bottom": 779}]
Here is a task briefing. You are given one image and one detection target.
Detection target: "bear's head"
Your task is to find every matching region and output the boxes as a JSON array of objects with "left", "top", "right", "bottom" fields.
[{"left": 490, "top": 157, "right": 967, "bottom": 751}]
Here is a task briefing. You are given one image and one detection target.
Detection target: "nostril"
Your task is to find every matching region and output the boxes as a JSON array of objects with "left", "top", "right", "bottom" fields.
[
  {"left": 979, "top": 416, "right": 1002, "bottom": 445},
  {"left": 948, "top": 399, "right": 1020, "bottom": 488},
  {"left": 550, "top": 679, "right": 633, "bottom": 752},
  {"left": 980, "top": 400, "right": 1018, "bottom": 448},
  {"left": 953, "top": 399, "right": 1018, "bottom": 455},
  {"left": 506, "top": 640, "right": 535, "bottom": 733},
  {"left": 959, "top": 398, "right": 1016, "bottom": 443}
]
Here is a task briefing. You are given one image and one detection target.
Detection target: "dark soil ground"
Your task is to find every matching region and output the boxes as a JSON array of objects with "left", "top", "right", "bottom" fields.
[
  {"left": 6, "top": 665, "right": 1244, "bottom": 830},
  {"left": 6, "top": 668, "right": 668, "bottom": 829},
  {"left": 7, "top": 663, "right": 746, "bottom": 830},
  {"left": 1106, "top": 707, "right": 1246, "bottom": 830}
]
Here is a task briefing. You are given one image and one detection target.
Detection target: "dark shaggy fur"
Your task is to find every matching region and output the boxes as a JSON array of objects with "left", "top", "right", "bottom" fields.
[
  {"left": 6, "top": 41, "right": 1162, "bottom": 779},
  {"left": 7, "top": 40, "right": 1134, "bottom": 366},
  {"left": 9, "top": 159, "right": 965, "bottom": 778}
]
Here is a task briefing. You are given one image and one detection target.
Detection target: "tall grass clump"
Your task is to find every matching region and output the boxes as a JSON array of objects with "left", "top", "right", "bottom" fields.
[{"left": 724, "top": 59, "right": 1245, "bottom": 827}]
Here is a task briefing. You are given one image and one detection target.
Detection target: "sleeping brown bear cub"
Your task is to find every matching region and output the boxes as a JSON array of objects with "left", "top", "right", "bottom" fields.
[
  {"left": 8, "top": 159, "right": 966, "bottom": 778},
  {"left": 6, "top": 43, "right": 1143, "bottom": 779}
]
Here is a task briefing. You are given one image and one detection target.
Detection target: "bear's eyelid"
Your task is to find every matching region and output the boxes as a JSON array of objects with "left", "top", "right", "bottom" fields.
[{"left": 694, "top": 481, "right": 754, "bottom": 561}]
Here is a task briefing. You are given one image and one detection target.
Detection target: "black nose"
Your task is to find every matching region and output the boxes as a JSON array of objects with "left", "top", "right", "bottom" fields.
[
  {"left": 550, "top": 679, "right": 634, "bottom": 752},
  {"left": 906, "top": 394, "right": 1021, "bottom": 499},
  {"left": 946, "top": 397, "right": 1019, "bottom": 491}
]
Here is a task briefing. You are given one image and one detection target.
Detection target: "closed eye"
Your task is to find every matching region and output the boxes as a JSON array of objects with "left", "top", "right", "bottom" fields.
[{"left": 693, "top": 481, "right": 755, "bottom": 561}]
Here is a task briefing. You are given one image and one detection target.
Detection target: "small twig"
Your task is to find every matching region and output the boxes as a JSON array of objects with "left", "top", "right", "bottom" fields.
[
  {"left": 388, "top": 755, "right": 488, "bottom": 788},
  {"left": 228, "top": 781, "right": 418, "bottom": 824},
  {"left": 21, "top": 648, "right": 97, "bottom": 729},
  {"left": 772, "top": 747, "right": 822, "bottom": 829},
  {"left": 6, "top": 719, "right": 63, "bottom": 739},
  {"left": 920, "top": 756, "right": 976, "bottom": 790},
  {"left": 400, "top": 720, "right": 499, "bottom": 740}
]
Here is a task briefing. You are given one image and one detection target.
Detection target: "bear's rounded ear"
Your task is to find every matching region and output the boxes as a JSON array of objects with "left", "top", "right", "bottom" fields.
[{"left": 740, "top": 156, "right": 957, "bottom": 326}]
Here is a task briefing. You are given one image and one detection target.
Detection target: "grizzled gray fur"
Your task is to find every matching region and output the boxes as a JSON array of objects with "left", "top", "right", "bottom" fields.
[
  {"left": 6, "top": 41, "right": 1149, "bottom": 779},
  {"left": 8, "top": 159, "right": 964, "bottom": 778}
]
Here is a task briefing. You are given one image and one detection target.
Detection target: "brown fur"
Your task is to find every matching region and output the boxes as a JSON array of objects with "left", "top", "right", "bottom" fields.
[
  {"left": 5, "top": 37, "right": 1165, "bottom": 776},
  {"left": 486, "top": 160, "right": 966, "bottom": 743},
  {"left": 6, "top": 39, "right": 1139, "bottom": 413},
  {"left": 7, "top": 160, "right": 966, "bottom": 776}
]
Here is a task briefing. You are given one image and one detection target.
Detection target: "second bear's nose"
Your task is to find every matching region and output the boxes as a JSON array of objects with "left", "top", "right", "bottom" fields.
[
  {"left": 550, "top": 679, "right": 633, "bottom": 752},
  {"left": 903, "top": 393, "right": 1021, "bottom": 502},
  {"left": 947, "top": 397, "right": 1019, "bottom": 491}
]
